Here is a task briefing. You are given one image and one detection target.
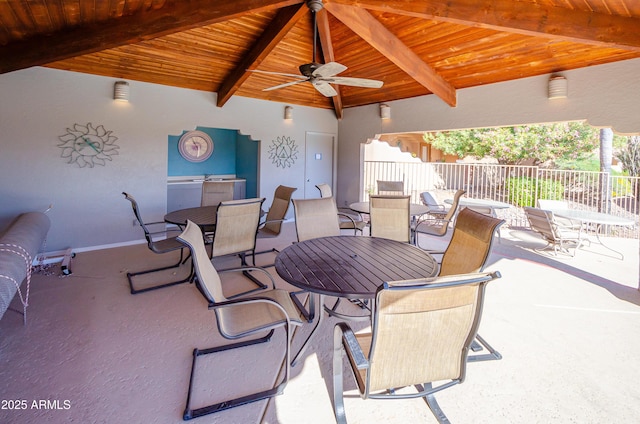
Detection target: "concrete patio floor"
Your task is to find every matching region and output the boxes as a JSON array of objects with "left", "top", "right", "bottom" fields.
[{"left": 1, "top": 222, "right": 639, "bottom": 424}]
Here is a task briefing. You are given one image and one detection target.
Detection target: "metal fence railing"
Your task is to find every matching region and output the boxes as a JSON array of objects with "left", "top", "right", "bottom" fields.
[{"left": 363, "top": 161, "right": 640, "bottom": 238}]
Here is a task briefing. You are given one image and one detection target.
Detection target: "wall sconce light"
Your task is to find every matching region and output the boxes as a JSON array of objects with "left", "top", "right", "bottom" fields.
[
  {"left": 380, "top": 103, "right": 391, "bottom": 120},
  {"left": 113, "top": 81, "right": 130, "bottom": 102},
  {"left": 284, "top": 105, "right": 293, "bottom": 120},
  {"left": 548, "top": 75, "right": 567, "bottom": 99}
]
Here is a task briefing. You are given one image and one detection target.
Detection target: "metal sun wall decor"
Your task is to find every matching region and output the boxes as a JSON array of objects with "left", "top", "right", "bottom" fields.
[
  {"left": 58, "top": 123, "right": 120, "bottom": 167},
  {"left": 269, "top": 135, "right": 298, "bottom": 168}
]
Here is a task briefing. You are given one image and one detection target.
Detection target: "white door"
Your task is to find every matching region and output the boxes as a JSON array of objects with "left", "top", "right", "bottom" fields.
[{"left": 304, "top": 132, "right": 335, "bottom": 198}]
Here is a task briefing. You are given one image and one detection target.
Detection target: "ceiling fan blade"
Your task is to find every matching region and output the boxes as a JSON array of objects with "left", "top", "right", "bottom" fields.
[
  {"left": 248, "top": 69, "right": 307, "bottom": 79},
  {"left": 312, "top": 62, "right": 347, "bottom": 78},
  {"left": 321, "top": 76, "right": 384, "bottom": 88},
  {"left": 312, "top": 82, "right": 338, "bottom": 97},
  {"left": 263, "top": 80, "right": 307, "bottom": 92}
]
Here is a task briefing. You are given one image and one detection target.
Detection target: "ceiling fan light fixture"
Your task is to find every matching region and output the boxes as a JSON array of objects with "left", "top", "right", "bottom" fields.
[
  {"left": 548, "top": 75, "right": 567, "bottom": 99},
  {"left": 380, "top": 104, "right": 391, "bottom": 120}
]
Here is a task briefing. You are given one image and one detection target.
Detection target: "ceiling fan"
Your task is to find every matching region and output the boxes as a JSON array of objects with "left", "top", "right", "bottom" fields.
[{"left": 249, "top": 0, "right": 383, "bottom": 97}]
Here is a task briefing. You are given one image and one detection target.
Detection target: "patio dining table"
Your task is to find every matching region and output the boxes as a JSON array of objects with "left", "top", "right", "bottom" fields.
[
  {"left": 445, "top": 197, "right": 512, "bottom": 214},
  {"left": 164, "top": 205, "right": 218, "bottom": 229},
  {"left": 275, "top": 235, "right": 437, "bottom": 366}
]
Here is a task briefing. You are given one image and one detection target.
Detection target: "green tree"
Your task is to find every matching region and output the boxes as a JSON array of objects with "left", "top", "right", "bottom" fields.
[
  {"left": 617, "top": 135, "right": 640, "bottom": 200},
  {"left": 423, "top": 122, "right": 599, "bottom": 165},
  {"left": 617, "top": 135, "right": 640, "bottom": 176}
]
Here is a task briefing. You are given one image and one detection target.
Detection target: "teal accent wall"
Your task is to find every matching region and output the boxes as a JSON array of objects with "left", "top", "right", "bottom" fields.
[
  {"left": 236, "top": 133, "right": 259, "bottom": 198},
  {"left": 168, "top": 127, "right": 259, "bottom": 198}
]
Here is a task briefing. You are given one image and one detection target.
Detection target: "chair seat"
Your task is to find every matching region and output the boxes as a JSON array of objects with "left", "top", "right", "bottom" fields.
[
  {"left": 218, "top": 289, "right": 303, "bottom": 338},
  {"left": 339, "top": 220, "right": 366, "bottom": 231},
  {"left": 149, "top": 236, "right": 187, "bottom": 254}
]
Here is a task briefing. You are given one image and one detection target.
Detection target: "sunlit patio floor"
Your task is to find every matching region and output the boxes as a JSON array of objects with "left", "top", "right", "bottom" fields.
[{"left": 1, "top": 222, "right": 639, "bottom": 424}]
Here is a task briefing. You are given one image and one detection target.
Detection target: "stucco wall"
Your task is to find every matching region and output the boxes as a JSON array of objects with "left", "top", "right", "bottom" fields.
[
  {"left": 0, "top": 67, "right": 337, "bottom": 251},
  {"left": 336, "top": 58, "right": 640, "bottom": 208}
]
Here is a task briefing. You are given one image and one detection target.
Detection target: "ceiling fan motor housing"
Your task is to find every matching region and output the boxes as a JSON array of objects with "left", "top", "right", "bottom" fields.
[
  {"left": 299, "top": 63, "right": 321, "bottom": 77},
  {"left": 306, "top": 0, "right": 324, "bottom": 13}
]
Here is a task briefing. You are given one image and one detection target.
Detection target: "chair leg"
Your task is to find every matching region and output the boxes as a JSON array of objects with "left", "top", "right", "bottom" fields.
[
  {"left": 333, "top": 329, "right": 348, "bottom": 424},
  {"left": 126, "top": 249, "right": 192, "bottom": 295},
  {"left": 466, "top": 334, "right": 503, "bottom": 362},
  {"left": 238, "top": 251, "right": 269, "bottom": 294},
  {"left": 422, "top": 383, "right": 451, "bottom": 424},
  {"left": 183, "top": 329, "right": 290, "bottom": 420}
]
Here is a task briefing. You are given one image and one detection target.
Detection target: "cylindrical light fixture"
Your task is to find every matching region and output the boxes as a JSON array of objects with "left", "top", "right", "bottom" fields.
[
  {"left": 284, "top": 105, "right": 293, "bottom": 120},
  {"left": 114, "top": 81, "right": 130, "bottom": 102},
  {"left": 548, "top": 75, "right": 567, "bottom": 99},
  {"left": 380, "top": 104, "right": 390, "bottom": 119}
]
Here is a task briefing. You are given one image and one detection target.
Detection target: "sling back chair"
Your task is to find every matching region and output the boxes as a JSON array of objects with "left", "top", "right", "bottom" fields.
[
  {"left": 524, "top": 206, "right": 586, "bottom": 257},
  {"left": 208, "top": 198, "right": 268, "bottom": 295},
  {"left": 369, "top": 195, "right": 411, "bottom": 243},
  {"left": 316, "top": 183, "right": 366, "bottom": 235},
  {"left": 376, "top": 180, "right": 404, "bottom": 195},
  {"left": 177, "top": 220, "right": 303, "bottom": 420},
  {"left": 431, "top": 207, "right": 505, "bottom": 362},
  {"left": 536, "top": 199, "right": 583, "bottom": 230},
  {"left": 413, "top": 189, "right": 465, "bottom": 248},
  {"left": 420, "top": 191, "right": 450, "bottom": 219},
  {"left": 462, "top": 205, "right": 501, "bottom": 242},
  {"left": 122, "top": 192, "right": 192, "bottom": 295},
  {"left": 292, "top": 197, "right": 342, "bottom": 242},
  {"left": 200, "top": 181, "right": 235, "bottom": 234},
  {"left": 333, "top": 271, "right": 501, "bottom": 424},
  {"left": 253, "top": 185, "right": 297, "bottom": 260},
  {"left": 201, "top": 181, "right": 234, "bottom": 207}
]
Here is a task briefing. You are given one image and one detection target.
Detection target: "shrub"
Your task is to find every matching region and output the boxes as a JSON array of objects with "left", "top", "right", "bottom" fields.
[{"left": 506, "top": 177, "right": 564, "bottom": 207}]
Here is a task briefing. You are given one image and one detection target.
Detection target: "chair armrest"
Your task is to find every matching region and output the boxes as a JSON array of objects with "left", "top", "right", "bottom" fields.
[
  {"left": 208, "top": 296, "right": 292, "bottom": 325},
  {"left": 258, "top": 218, "right": 285, "bottom": 230},
  {"left": 337, "top": 212, "right": 358, "bottom": 226},
  {"left": 217, "top": 266, "right": 276, "bottom": 289},
  {"left": 334, "top": 322, "right": 369, "bottom": 370}
]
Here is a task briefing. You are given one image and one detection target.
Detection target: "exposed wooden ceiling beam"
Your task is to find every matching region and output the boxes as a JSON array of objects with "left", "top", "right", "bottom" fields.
[
  {"left": 0, "top": 0, "right": 304, "bottom": 74},
  {"left": 324, "top": 2, "right": 457, "bottom": 107},
  {"left": 316, "top": 9, "right": 344, "bottom": 120},
  {"left": 330, "top": 0, "right": 640, "bottom": 52},
  {"left": 216, "top": 4, "right": 308, "bottom": 107}
]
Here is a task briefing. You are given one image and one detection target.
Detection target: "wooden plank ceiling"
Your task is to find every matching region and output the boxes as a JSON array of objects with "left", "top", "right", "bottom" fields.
[{"left": 1, "top": 0, "right": 639, "bottom": 119}]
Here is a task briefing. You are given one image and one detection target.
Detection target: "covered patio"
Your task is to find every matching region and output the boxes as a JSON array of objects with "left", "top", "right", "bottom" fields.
[{"left": 1, "top": 222, "right": 638, "bottom": 423}]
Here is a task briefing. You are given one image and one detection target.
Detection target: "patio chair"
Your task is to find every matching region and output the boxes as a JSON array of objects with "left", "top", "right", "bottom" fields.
[
  {"left": 316, "top": 183, "right": 366, "bottom": 235},
  {"left": 201, "top": 181, "right": 235, "bottom": 206},
  {"left": 292, "top": 197, "right": 342, "bottom": 242},
  {"left": 431, "top": 207, "right": 505, "bottom": 361},
  {"left": 177, "top": 220, "right": 303, "bottom": 420},
  {"left": 315, "top": 183, "right": 333, "bottom": 198},
  {"left": 122, "top": 192, "right": 192, "bottom": 294},
  {"left": 200, "top": 181, "right": 235, "bottom": 234},
  {"left": 462, "top": 205, "right": 501, "bottom": 242},
  {"left": 536, "top": 199, "right": 582, "bottom": 230},
  {"left": 333, "top": 271, "right": 501, "bottom": 424},
  {"left": 369, "top": 195, "right": 411, "bottom": 242},
  {"left": 253, "top": 185, "right": 297, "bottom": 259},
  {"left": 524, "top": 206, "right": 586, "bottom": 256},
  {"left": 420, "top": 191, "right": 449, "bottom": 219},
  {"left": 209, "top": 198, "right": 270, "bottom": 296},
  {"left": 376, "top": 180, "right": 404, "bottom": 195},
  {"left": 413, "top": 189, "right": 465, "bottom": 248}
]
